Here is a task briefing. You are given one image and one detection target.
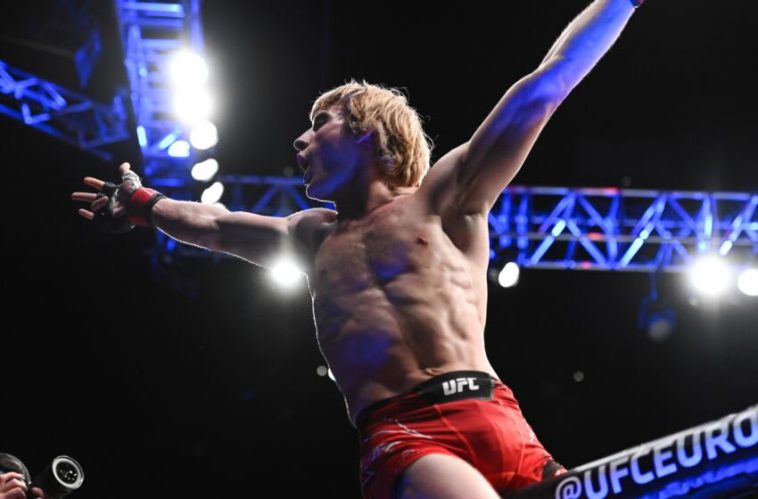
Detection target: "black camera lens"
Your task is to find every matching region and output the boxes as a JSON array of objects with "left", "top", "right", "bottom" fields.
[
  {"left": 54, "top": 461, "right": 79, "bottom": 485},
  {"left": 33, "top": 455, "right": 84, "bottom": 495}
]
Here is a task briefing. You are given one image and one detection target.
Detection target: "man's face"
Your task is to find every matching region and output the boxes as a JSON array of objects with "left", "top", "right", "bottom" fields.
[{"left": 293, "top": 107, "right": 364, "bottom": 201}]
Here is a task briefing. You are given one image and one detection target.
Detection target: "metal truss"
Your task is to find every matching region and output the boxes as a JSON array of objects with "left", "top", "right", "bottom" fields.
[
  {"left": 0, "top": 60, "right": 129, "bottom": 160},
  {"left": 152, "top": 177, "right": 758, "bottom": 273},
  {"left": 491, "top": 186, "right": 757, "bottom": 272},
  {"left": 9, "top": 2, "right": 750, "bottom": 289},
  {"left": 44, "top": 0, "right": 750, "bottom": 277},
  {"left": 113, "top": 0, "right": 205, "bottom": 178}
]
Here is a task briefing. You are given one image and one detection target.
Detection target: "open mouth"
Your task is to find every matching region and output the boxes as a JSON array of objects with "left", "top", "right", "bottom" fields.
[
  {"left": 296, "top": 154, "right": 308, "bottom": 173},
  {"left": 297, "top": 154, "right": 314, "bottom": 184}
]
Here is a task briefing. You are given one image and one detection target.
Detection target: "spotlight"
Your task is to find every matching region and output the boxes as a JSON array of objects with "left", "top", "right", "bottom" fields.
[
  {"left": 168, "top": 50, "right": 209, "bottom": 87},
  {"left": 689, "top": 255, "right": 731, "bottom": 297},
  {"left": 189, "top": 120, "right": 218, "bottom": 150},
  {"left": 737, "top": 268, "right": 758, "bottom": 296},
  {"left": 270, "top": 257, "right": 303, "bottom": 289},
  {"left": 191, "top": 158, "right": 219, "bottom": 181},
  {"left": 167, "top": 139, "right": 190, "bottom": 158},
  {"left": 200, "top": 181, "right": 224, "bottom": 204},
  {"left": 173, "top": 88, "right": 213, "bottom": 124},
  {"left": 497, "top": 262, "right": 520, "bottom": 288}
]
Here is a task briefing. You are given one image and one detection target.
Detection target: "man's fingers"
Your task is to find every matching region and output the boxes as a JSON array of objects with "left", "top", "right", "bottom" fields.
[
  {"left": 92, "top": 196, "right": 108, "bottom": 211},
  {"left": 82, "top": 177, "right": 105, "bottom": 190},
  {"left": 8, "top": 479, "right": 26, "bottom": 491},
  {"left": 0, "top": 477, "right": 27, "bottom": 493},
  {"left": 71, "top": 192, "right": 100, "bottom": 203},
  {"left": 30, "top": 486, "right": 47, "bottom": 498},
  {"left": 78, "top": 209, "right": 94, "bottom": 220},
  {"left": 0, "top": 473, "right": 25, "bottom": 485},
  {"left": 119, "top": 162, "right": 131, "bottom": 175},
  {"left": 4, "top": 489, "right": 28, "bottom": 499}
]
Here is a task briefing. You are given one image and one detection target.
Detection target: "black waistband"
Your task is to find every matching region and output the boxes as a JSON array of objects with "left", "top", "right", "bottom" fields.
[{"left": 356, "top": 371, "right": 497, "bottom": 429}]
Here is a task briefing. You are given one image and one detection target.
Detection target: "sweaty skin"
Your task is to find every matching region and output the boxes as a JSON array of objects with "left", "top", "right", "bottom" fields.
[
  {"left": 296, "top": 0, "right": 642, "bottom": 422},
  {"left": 312, "top": 210, "right": 493, "bottom": 425},
  {"left": 298, "top": 161, "right": 496, "bottom": 426}
]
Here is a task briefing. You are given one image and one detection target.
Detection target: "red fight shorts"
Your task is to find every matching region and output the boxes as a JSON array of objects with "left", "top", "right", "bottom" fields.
[{"left": 357, "top": 371, "right": 566, "bottom": 498}]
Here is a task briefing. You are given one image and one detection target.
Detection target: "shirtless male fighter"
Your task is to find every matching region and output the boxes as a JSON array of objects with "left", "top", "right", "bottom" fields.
[{"left": 73, "top": 1, "right": 646, "bottom": 496}]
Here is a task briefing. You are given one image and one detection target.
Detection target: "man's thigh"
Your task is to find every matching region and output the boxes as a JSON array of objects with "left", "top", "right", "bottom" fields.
[{"left": 397, "top": 453, "right": 501, "bottom": 499}]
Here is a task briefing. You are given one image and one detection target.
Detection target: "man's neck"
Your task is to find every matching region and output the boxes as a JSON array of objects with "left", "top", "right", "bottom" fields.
[{"left": 334, "top": 180, "right": 416, "bottom": 221}]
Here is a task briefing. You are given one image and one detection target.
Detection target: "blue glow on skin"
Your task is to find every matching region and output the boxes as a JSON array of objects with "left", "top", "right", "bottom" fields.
[
  {"left": 371, "top": 244, "right": 412, "bottom": 283},
  {"left": 336, "top": 331, "right": 395, "bottom": 372}
]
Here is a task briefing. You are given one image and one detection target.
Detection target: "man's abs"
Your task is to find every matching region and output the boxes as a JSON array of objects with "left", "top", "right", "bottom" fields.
[{"left": 307, "top": 196, "right": 495, "bottom": 424}]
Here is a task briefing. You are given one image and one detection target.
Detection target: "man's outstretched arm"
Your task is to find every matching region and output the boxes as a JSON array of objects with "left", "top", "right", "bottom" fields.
[
  {"left": 150, "top": 198, "right": 334, "bottom": 267},
  {"left": 151, "top": 198, "right": 287, "bottom": 263},
  {"left": 72, "top": 162, "right": 335, "bottom": 268},
  {"left": 435, "top": 0, "right": 642, "bottom": 215}
]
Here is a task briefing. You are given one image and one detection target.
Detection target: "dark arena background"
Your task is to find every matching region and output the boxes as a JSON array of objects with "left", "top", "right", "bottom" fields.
[{"left": 1, "top": 1, "right": 756, "bottom": 498}]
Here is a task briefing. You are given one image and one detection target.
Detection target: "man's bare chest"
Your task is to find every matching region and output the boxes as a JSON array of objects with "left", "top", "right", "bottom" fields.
[{"left": 313, "top": 206, "right": 442, "bottom": 291}]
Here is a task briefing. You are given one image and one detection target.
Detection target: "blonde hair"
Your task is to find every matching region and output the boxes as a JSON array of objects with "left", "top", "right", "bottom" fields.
[{"left": 310, "top": 80, "right": 433, "bottom": 188}]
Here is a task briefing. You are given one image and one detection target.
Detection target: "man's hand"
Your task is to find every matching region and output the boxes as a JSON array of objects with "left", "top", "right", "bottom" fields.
[
  {"left": 72, "top": 162, "right": 163, "bottom": 233},
  {"left": 0, "top": 472, "right": 50, "bottom": 499},
  {"left": 28, "top": 486, "right": 47, "bottom": 499},
  {"left": 0, "top": 472, "right": 28, "bottom": 499}
]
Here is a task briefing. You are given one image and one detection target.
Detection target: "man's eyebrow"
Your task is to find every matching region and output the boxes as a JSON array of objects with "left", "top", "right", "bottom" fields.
[{"left": 311, "top": 111, "right": 330, "bottom": 126}]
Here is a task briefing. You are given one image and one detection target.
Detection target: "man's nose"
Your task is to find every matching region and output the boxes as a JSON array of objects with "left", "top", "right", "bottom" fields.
[{"left": 293, "top": 130, "right": 311, "bottom": 151}]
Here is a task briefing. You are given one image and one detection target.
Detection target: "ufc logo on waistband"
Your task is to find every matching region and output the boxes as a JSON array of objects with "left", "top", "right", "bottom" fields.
[{"left": 442, "top": 377, "right": 481, "bottom": 396}]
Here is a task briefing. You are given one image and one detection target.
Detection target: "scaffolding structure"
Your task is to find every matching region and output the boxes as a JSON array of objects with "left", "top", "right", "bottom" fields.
[
  {"left": 151, "top": 176, "right": 758, "bottom": 273},
  {"left": 1, "top": 2, "right": 755, "bottom": 281},
  {"left": 0, "top": 60, "right": 128, "bottom": 160},
  {"left": 113, "top": 0, "right": 206, "bottom": 179}
]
